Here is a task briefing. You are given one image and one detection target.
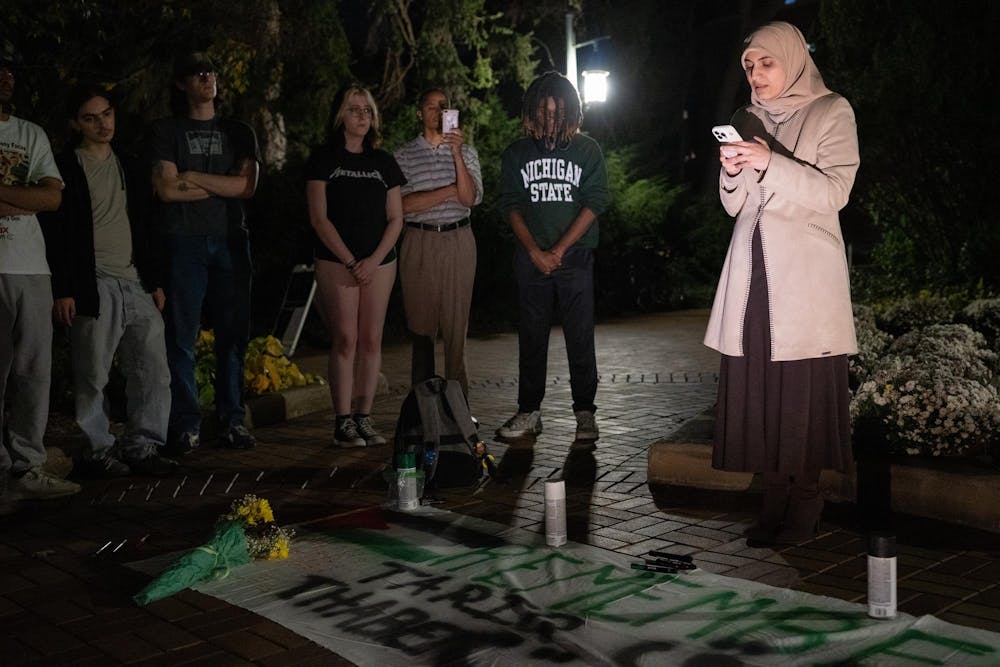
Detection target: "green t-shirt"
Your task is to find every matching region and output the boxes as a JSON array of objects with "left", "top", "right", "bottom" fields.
[{"left": 498, "top": 133, "right": 610, "bottom": 249}]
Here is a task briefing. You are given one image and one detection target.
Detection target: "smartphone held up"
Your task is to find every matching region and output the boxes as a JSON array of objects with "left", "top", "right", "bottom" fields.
[
  {"left": 443, "top": 109, "right": 460, "bottom": 133},
  {"left": 712, "top": 124, "right": 742, "bottom": 157}
]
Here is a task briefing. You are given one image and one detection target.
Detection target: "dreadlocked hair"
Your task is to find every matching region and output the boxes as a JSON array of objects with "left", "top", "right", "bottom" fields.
[{"left": 521, "top": 71, "right": 582, "bottom": 151}]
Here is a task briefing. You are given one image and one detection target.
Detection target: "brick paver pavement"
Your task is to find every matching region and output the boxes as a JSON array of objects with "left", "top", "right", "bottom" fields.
[{"left": 1, "top": 310, "right": 998, "bottom": 664}]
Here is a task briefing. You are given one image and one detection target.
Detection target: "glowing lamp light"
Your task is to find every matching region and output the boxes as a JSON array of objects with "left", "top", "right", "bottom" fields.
[
  {"left": 582, "top": 69, "right": 609, "bottom": 104},
  {"left": 566, "top": 12, "right": 611, "bottom": 105}
]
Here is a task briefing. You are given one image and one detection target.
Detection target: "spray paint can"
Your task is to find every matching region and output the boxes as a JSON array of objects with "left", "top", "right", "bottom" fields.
[
  {"left": 545, "top": 479, "right": 567, "bottom": 547},
  {"left": 397, "top": 453, "right": 420, "bottom": 511},
  {"left": 867, "top": 532, "right": 897, "bottom": 619}
]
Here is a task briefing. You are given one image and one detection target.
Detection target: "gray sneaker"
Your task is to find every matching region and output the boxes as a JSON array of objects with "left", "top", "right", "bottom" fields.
[
  {"left": 334, "top": 417, "right": 366, "bottom": 448},
  {"left": 574, "top": 410, "right": 599, "bottom": 441},
  {"left": 497, "top": 410, "right": 542, "bottom": 438},
  {"left": 354, "top": 415, "right": 386, "bottom": 446},
  {"left": 11, "top": 468, "right": 82, "bottom": 500}
]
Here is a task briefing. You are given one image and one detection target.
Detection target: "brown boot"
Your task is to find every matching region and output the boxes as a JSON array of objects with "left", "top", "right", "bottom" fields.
[
  {"left": 774, "top": 474, "right": 824, "bottom": 544},
  {"left": 745, "top": 473, "right": 790, "bottom": 542}
]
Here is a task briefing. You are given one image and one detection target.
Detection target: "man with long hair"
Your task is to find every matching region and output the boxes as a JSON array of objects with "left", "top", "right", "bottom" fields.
[
  {"left": 150, "top": 52, "right": 261, "bottom": 455},
  {"left": 496, "top": 71, "right": 610, "bottom": 443},
  {"left": 0, "top": 51, "right": 81, "bottom": 506},
  {"left": 40, "top": 84, "right": 176, "bottom": 478}
]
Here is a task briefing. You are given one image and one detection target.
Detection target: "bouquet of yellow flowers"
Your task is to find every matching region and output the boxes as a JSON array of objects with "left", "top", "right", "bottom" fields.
[
  {"left": 223, "top": 494, "right": 295, "bottom": 560},
  {"left": 133, "top": 494, "right": 294, "bottom": 606}
]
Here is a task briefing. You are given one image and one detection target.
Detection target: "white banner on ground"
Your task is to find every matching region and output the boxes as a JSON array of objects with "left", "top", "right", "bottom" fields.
[{"left": 177, "top": 507, "right": 999, "bottom": 665}]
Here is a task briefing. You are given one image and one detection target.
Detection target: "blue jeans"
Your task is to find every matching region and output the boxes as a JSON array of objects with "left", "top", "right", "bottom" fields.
[
  {"left": 163, "top": 234, "right": 252, "bottom": 436},
  {"left": 72, "top": 276, "right": 170, "bottom": 459},
  {"left": 512, "top": 246, "right": 597, "bottom": 414}
]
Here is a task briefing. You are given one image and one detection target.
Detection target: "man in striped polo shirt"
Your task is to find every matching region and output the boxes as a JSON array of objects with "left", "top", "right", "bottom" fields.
[{"left": 394, "top": 88, "right": 482, "bottom": 396}]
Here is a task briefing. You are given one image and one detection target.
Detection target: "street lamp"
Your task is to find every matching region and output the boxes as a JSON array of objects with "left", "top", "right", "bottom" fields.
[
  {"left": 565, "top": 12, "right": 611, "bottom": 105},
  {"left": 581, "top": 56, "right": 609, "bottom": 104}
]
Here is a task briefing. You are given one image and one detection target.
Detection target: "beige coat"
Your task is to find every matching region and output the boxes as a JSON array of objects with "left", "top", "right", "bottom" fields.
[{"left": 704, "top": 93, "right": 860, "bottom": 361}]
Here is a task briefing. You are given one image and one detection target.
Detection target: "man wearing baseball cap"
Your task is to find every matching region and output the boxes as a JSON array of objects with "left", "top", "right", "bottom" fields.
[
  {"left": 150, "top": 51, "right": 262, "bottom": 456},
  {"left": 0, "top": 49, "right": 82, "bottom": 507}
]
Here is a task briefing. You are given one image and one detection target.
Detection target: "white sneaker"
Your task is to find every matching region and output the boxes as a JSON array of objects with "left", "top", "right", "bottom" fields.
[
  {"left": 574, "top": 410, "right": 599, "bottom": 441},
  {"left": 334, "top": 417, "right": 366, "bottom": 448},
  {"left": 497, "top": 411, "right": 542, "bottom": 438},
  {"left": 354, "top": 415, "right": 386, "bottom": 446},
  {"left": 11, "top": 468, "right": 81, "bottom": 500}
]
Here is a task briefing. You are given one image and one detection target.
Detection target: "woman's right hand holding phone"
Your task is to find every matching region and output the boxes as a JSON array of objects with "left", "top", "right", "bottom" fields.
[
  {"left": 720, "top": 144, "right": 743, "bottom": 176},
  {"left": 720, "top": 137, "right": 772, "bottom": 176}
]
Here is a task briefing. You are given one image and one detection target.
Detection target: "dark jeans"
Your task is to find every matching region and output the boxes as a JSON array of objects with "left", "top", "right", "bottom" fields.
[
  {"left": 513, "top": 245, "right": 597, "bottom": 414},
  {"left": 163, "top": 234, "right": 252, "bottom": 436}
]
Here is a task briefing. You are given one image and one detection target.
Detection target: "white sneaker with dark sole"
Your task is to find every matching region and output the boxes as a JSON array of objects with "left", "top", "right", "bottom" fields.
[{"left": 496, "top": 410, "right": 542, "bottom": 439}]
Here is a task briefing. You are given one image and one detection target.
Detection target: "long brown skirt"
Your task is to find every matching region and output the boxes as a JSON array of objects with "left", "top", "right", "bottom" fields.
[{"left": 712, "top": 225, "right": 852, "bottom": 474}]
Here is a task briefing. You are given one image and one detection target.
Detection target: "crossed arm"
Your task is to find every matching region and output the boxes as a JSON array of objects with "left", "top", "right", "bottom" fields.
[
  {"left": 152, "top": 157, "right": 259, "bottom": 202},
  {"left": 0, "top": 177, "right": 62, "bottom": 217}
]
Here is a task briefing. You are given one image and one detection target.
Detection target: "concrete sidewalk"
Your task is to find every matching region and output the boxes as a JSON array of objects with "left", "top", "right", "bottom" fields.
[{"left": 1, "top": 310, "right": 999, "bottom": 664}]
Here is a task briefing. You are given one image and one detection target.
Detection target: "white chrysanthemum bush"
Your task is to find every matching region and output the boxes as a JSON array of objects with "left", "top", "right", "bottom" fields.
[
  {"left": 851, "top": 318, "right": 1000, "bottom": 458},
  {"left": 849, "top": 304, "right": 893, "bottom": 389}
]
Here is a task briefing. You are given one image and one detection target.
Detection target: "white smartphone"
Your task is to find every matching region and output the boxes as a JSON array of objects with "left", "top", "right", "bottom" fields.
[
  {"left": 711, "top": 124, "right": 742, "bottom": 157},
  {"left": 443, "top": 109, "right": 460, "bottom": 133}
]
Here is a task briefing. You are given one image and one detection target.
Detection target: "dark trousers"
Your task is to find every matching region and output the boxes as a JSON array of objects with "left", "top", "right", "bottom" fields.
[
  {"left": 163, "top": 233, "right": 252, "bottom": 436},
  {"left": 512, "top": 246, "right": 597, "bottom": 414}
]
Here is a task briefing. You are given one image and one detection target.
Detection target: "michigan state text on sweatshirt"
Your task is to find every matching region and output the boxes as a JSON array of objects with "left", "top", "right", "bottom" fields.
[{"left": 499, "top": 134, "right": 610, "bottom": 250}]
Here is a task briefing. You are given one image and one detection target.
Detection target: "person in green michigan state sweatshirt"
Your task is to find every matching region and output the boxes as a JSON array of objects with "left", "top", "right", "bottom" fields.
[{"left": 496, "top": 71, "right": 610, "bottom": 444}]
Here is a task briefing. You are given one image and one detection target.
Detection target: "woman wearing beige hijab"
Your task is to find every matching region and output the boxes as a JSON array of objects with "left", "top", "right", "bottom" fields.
[{"left": 704, "top": 22, "right": 860, "bottom": 543}]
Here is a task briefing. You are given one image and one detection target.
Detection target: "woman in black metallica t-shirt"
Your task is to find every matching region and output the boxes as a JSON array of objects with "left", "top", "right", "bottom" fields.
[{"left": 306, "top": 85, "right": 406, "bottom": 448}]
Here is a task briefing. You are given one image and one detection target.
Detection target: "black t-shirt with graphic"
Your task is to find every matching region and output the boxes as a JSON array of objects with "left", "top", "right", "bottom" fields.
[
  {"left": 304, "top": 145, "right": 406, "bottom": 265},
  {"left": 149, "top": 116, "right": 260, "bottom": 236}
]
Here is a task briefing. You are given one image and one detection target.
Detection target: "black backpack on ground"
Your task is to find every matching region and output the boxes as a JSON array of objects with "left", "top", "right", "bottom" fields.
[{"left": 393, "top": 376, "right": 481, "bottom": 490}]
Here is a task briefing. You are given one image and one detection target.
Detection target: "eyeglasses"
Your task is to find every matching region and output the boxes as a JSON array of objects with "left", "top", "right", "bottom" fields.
[
  {"left": 347, "top": 106, "right": 373, "bottom": 118},
  {"left": 191, "top": 71, "right": 216, "bottom": 80}
]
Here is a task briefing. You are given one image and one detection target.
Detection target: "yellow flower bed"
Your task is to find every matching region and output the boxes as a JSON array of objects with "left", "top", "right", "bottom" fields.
[{"left": 195, "top": 330, "right": 323, "bottom": 407}]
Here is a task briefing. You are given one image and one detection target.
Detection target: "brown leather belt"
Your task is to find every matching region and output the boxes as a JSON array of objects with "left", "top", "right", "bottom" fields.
[{"left": 405, "top": 218, "right": 470, "bottom": 232}]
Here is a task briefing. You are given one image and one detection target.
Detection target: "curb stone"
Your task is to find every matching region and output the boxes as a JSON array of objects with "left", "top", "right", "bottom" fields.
[
  {"left": 245, "top": 383, "right": 331, "bottom": 429},
  {"left": 648, "top": 409, "right": 1000, "bottom": 534}
]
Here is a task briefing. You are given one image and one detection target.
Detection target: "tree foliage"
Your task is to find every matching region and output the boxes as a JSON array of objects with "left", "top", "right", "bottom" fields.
[
  {"left": 817, "top": 0, "right": 1000, "bottom": 294},
  {"left": 5, "top": 0, "right": 352, "bottom": 160},
  {"left": 4, "top": 0, "right": 758, "bottom": 336}
]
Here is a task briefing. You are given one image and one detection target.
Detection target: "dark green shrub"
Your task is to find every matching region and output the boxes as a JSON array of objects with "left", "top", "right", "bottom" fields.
[
  {"left": 959, "top": 299, "right": 1000, "bottom": 350},
  {"left": 873, "top": 291, "right": 955, "bottom": 337}
]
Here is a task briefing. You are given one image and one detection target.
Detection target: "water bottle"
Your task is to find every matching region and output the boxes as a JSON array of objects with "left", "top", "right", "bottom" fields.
[
  {"left": 423, "top": 447, "right": 438, "bottom": 476},
  {"left": 397, "top": 453, "right": 419, "bottom": 511}
]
